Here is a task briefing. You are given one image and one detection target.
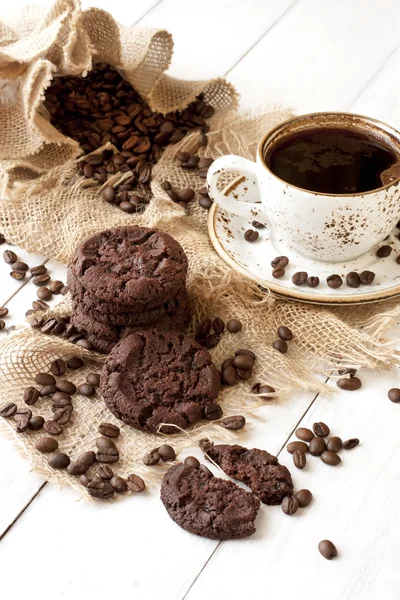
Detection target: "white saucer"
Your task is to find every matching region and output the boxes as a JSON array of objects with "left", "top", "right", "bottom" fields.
[{"left": 207, "top": 177, "right": 400, "bottom": 305}]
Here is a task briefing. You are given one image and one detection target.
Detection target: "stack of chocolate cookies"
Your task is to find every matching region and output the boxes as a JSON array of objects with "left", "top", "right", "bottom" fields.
[{"left": 67, "top": 226, "right": 191, "bottom": 353}]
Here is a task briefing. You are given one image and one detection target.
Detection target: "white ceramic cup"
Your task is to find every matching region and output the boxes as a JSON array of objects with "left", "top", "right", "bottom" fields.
[{"left": 207, "top": 112, "right": 400, "bottom": 262}]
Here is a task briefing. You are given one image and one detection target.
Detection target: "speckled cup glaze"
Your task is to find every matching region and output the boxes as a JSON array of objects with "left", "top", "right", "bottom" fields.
[{"left": 207, "top": 112, "right": 400, "bottom": 262}]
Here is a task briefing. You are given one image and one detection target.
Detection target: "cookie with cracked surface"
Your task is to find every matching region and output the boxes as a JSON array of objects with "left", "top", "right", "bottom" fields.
[
  {"left": 160, "top": 462, "right": 260, "bottom": 540},
  {"left": 206, "top": 444, "right": 293, "bottom": 505},
  {"left": 100, "top": 330, "right": 221, "bottom": 432},
  {"left": 68, "top": 226, "right": 188, "bottom": 308}
]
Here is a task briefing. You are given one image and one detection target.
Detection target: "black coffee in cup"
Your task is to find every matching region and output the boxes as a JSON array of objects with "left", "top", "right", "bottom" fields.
[{"left": 266, "top": 127, "right": 397, "bottom": 194}]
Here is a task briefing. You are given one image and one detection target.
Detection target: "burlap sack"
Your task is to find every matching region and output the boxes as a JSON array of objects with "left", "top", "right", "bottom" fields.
[{"left": 0, "top": 0, "right": 399, "bottom": 495}]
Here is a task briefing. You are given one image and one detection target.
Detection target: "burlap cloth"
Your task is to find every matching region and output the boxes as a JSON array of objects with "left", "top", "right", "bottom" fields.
[{"left": 0, "top": 0, "right": 399, "bottom": 496}]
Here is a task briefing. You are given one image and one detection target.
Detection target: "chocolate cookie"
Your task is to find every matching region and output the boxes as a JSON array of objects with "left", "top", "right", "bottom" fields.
[
  {"left": 206, "top": 444, "right": 293, "bottom": 505},
  {"left": 68, "top": 226, "right": 188, "bottom": 308},
  {"left": 160, "top": 462, "right": 260, "bottom": 540},
  {"left": 100, "top": 330, "right": 221, "bottom": 432}
]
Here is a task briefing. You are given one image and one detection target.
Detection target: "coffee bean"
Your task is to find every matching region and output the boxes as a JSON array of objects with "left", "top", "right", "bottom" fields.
[
  {"left": 40, "top": 385, "right": 57, "bottom": 397},
  {"left": 79, "top": 474, "right": 91, "bottom": 487},
  {"left": 346, "top": 271, "right": 361, "bottom": 288},
  {"left": 102, "top": 185, "right": 115, "bottom": 203},
  {"left": 388, "top": 387, "right": 400, "bottom": 402},
  {"left": 377, "top": 245, "right": 392, "bottom": 258},
  {"left": 33, "top": 273, "right": 50, "bottom": 286},
  {"left": 198, "top": 157, "right": 213, "bottom": 170},
  {"left": 143, "top": 450, "right": 160, "bottom": 465},
  {"left": 184, "top": 456, "right": 200, "bottom": 469},
  {"left": 254, "top": 384, "right": 276, "bottom": 400},
  {"left": 77, "top": 383, "right": 95, "bottom": 397},
  {"left": 51, "top": 392, "right": 72, "bottom": 407},
  {"left": 0, "top": 320, "right": 5, "bottom": 330},
  {"left": 199, "top": 196, "right": 213, "bottom": 209},
  {"left": 126, "top": 474, "right": 146, "bottom": 492},
  {"left": 293, "top": 450, "right": 306, "bottom": 469},
  {"left": 296, "top": 489, "right": 313, "bottom": 507},
  {"left": 30, "top": 265, "right": 47, "bottom": 276},
  {"left": 177, "top": 152, "right": 191, "bottom": 163},
  {"left": 211, "top": 317, "right": 224, "bottom": 336},
  {"left": 98, "top": 423, "right": 120, "bottom": 438},
  {"left": 0, "top": 233, "right": 5, "bottom": 244},
  {"left": 33, "top": 299, "right": 52, "bottom": 310},
  {"left": 226, "top": 319, "right": 242, "bottom": 333},
  {"left": 86, "top": 372, "right": 100, "bottom": 387},
  {"left": 287, "top": 441, "right": 308, "bottom": 454},
  {"left": 48, "top": 452, "right": 70, "bottom": 469},
  {"left": 196, "top": 318, "right": 212, "bottom": 338},
  {"left": 327, "top": 274, "right": 343, "bottom": 289},
  {"left": 43, "top": 420, "right": 63, "bottom": 435},
  {"left": 23, "top": 386, "right": 40, "bottom": 405},
  {"left": 0, "top": 402, "right": 17, "bottom": 418},
  {"left": 295, "top": 427, "right": 314, "bottom": 442},
  {"left": 204, "top": 402, "right": 223, "bottom": 420},
  {"left": 66, "top": 356, "right": 84, "bottom": 369},
  {"left": 252, "top": 220, "right": 265, "bottom": 229},
  {"left": 96, "top": 447, "right": 119, "bottom": 463},
  {"left": 309, "top": 436, "right": 326, "bottom": 456},
  {"left": 342, "top": 438, "right": 360, "bottom": 450},
  {"left": 272, "top": 267, "right": 285, "bottom": 278},
  {"left": 37, "top": 287, "right": 52, "bottom": 300},
  {"left": 199, "top": 438, "right": 214, "bottom": 453},
  {"left": 10, "top": 270, "right": 25, "bottom": 281},
  {"left": 204, "top": 333, "right": 220, "bottom": 349},
  {"left": 281, "top": 495, "right": 299, "bottom": 515},
  {"left": 53, "top": 407, "right": 73, "bottom": 425},
  {"left": 29, "top": 416, "right": 45, "bottom": 430},
  {"left": 338, "top": 367, "right": 357, "bottom": 376},
  {"left": 232, "top": 354, "right": 255, "bottom": 370},
  {"left": 360, "top": 270, "right": 375, "bottom": 285},
  {"left": 55, "top": 380, "right": 76, "bottom": 395},
  {"left": 49, "top": 280, "right": 64, "bottom": 294},
  {"left": 318, "top": 540, "right": 337, "bottom": 560},
  {"left": 337, "top": 377, "right": 362, "bottom": 391},
  {"left": 220, "top": 415, "right": 246, "bottom": 430},
  {"left": 67, "top": 451, "right": 96, "bottom": 475},
  {"left": 313, "top": 422, "right": 330, "bottom": 437},
  {"left": 292, "top": 271, "right": 308, "bottom": 285},
  {"left": 98, "top": 465, "right": 113, "bottom": 480},
  {"left": 50, "top": 359, "right": 66, "bottom": 376},
  {"left": 0, "top": 307, "right": 8, "bottom": 318},
  {"left": 327, "top": 436, "right": 342, "bottom": 453},
  {"left": 35, "top": 437, "right": 58, "bottom": 453},
  {"left": 222, "top": 366, "right": 237, "bottom": 386},
  {"left": 277, "top": 325, "right": 293, "bottom": 341},
  {"left": 237, "top": 368, "right": 252, "bottom": 380},
  {"left": 221, "top": 358, "right": 234, "bottom": 371},
  {"left": 273, "top": 339, "right": 288, "bottom": 353},
  {"left": 271, "top": 256, "right": 289, "bottom": 268},
  {"left": 158, "top": 444, "right": 176, "bottom": 461},
  {"left": 35, "top": 372, "right": 55, "bottom": 387},
  {"left": 110, "top": 475, "right": 128, "bottom": 493},
  {"left": 87, "top": 479, "right": 114, "bottom": 499},
  {"left": 176, "top": 188, "right": 195, "bottom": 203},
  {"left": 307, "top": 276, "right": 320, "bottom": 287},
  {"left": 26, "top": 313, "right": 44, "bottom": 329},
  {"left": 40, "top": 318, "right": 58, "bottom": 335},
  {"left": 244, "top": 229, "right": 259, "bottom": 242},
  {"left": 60, "top": 285, "right": 69, "bottom": 295},
  {"left": 12, "top": 261, "right": 28, "bottom": 272},
  {"left": 96, "top": 437, "right": 116, "bottom": 451},
  {"left": 3, "top": 250, "right": 17, "bottom": 264},
  {"left": 321, "top": 451, "right": 341, "bottom": 466}
]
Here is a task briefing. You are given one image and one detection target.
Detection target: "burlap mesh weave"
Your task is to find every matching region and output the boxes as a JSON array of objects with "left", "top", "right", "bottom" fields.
[{"left": 0, "top": 0, "right": 399, "bottom": 496}]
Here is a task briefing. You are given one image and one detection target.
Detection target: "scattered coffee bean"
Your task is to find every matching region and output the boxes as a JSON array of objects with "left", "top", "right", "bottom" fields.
[
  {"left": 271, "top": 256, "right": 289, "bottom": 268},
  {"left": 29, "top": 416, "right": 45, "bottom": 430},
  {"left": 307, "top": 276, "right": 320, "bottom": 288},
  {"left": 77, "top": 383, "right": 95, "bottom": 397},
  {"left": 43, "top": 420, "right": 63, "bottom": 435},
  {"left": 143, "top": 449, "right": 160, "bottom": 466},
  {"left": 252, "top": 384, "right": 276, "bottom": 400},
  {"left": 30, "top": 265, "right": 47, "bottom": 276},
  {"left": 388, "top": 388, "right": 400, "bottom": 402},
  {"left": 51, "top": 392, "right": 72, "bottom": 407},
  {"left": 55, "top": 380, "right": 76, "bottom": 395},
  {"left": 219, "top": 415, "right": 246, "bottom": 430},
  {"left": 176, "top": 188, "right": 195, "bottom": 203},
  {"left": 37, "top": 287, "right": 52, "bottom": 301},
  {"left": 346, "top": 271, "right": 361, "bottom": 288},
  {"left": 287, "top": 441, "right": 308, "bottom": 454},
  {"left": 222, "top": 366, "right": 237, "bottom": 386},
  {"left": 98, "top": 465, "right": 113, "bottom": 480},
  {"left": 244, "top": 229, "right": 259, "bottom": 242},
  {"left": 33, "top": 273, "right": 51, "bottom": 286},
  {"left": 199, "top": 196, "right": 213, "bottom": 209},
  {"left": 86, "top": 372, "right": 100, "bottom": 387},
  {"left": 110, "top": 475, "right": 128, "bottom": 493},
  {"left": 318, "top": 540, "right": 337, "bottom": 560},
  {"left": 226, "top": 319, "right": 242, "bottom": 333},
  {"left": 377, "top": 245, "right": 392, "bottom": 258},
  {"left": 281, "top": 494, "right": 299, "bottom": 515},
  {"left": 49, "top": 280, "right": 64, "bottom": 294},
  {"left": 96, "top": 437, "right": 119, "bottom": 463},
  {"left": 13, "top": 407, "right": 32, "bottom": 432},
  {"left": 126, "top": 474, "right": 146, "bottom": 492},
  {"left": 87, "top": 479, "right": 115, "bottom": 499},
  {"left": 23, "top": 386, "right": 40, "bottom": 405},
  {"left": 0, "top": 402, "right": 17, "bottom": 418},
  {"left": 272, "top": 267, "right": 285, "bottom": 278},
  {"left": 79, "top": 474, "right": 90, "bottom": 487},
  {"left": 35, "top": 437, "right": 58, "bottom": 453},
  {"left": 397, "top": 255, "right": 400, "bottom": 265},
  {"left": 0, "top": 307, "right": 8, "bottom": 318},
  {"left": 3, "top": 250, "right": 17, "bottom": 264},
  {"left": 293, "top": 450, "right": 306, "bottom": 469},
  {"left": 292, "top": 271, "right": 308, "bottom": 286},
  {"left": 313, "top": 422, "right": 330, "bottom": 437},
  {"left": 67, "top": 451, "right": 96, "bottom": 475},
  {"left": 342, "top": 438, "right": 360, "bottom": 450},
  {"left": 309, "top": 436, "right": 326, "bottom": 456},
  {"left": 184, "top": 456, "right": 200, "bottom": 469},
  {"left": 327, "top": 274, "right": 343, "bottom": 289},
  {"left": 98, "top": 422, "right": 120, "bottom": 438},
  {"left": 40, "top": 384, "right": 57, "bottom": 397},
  {"left": 53, "top": 407, "right": 73, "bottom": 425},
  {"left": 48, "top": 452, "right": 70, "bottom": 469},
  {"left": 0, "top": 233, "right": 5, "bottom": 244},
  {"left": 212, "top": 317, "right": 225, "bottom": 335},
  {"left": 338, "top": 367, "right": 357, "bottom": 376},
  {"left": 337, "top": 377, "right": 362, "bottom": 391},
  {"left": 232, "top": 354, "right": 255, "bottom": 370},
  {"left": 273, "top": 339, "right": 288, "bottom": 353},
  {"left": 0, "top": 320, "right": 5, "bottom": 330},
  {"left": 360, "top": 270, "right": 375, "bottom": 285},
  {"left": 252, "top": 220, "right": 265, "bottom": 229},
  {"left": 237, "top": 368, "right": 252, "bottom": 380},
  {"left": 277, "top": 325, "right": 293, "bottom": 341},
  {"left": 204, "top": 402, "right": 223, "bottom": 420},
  {"left": 12, "top": 261, "right": 28, "bottom": 272},
  {"left": 158, "top": 444, "right": 176, "bottom": 462},
  {"left": 327, "top": 436, "right": 342, "bottom": 453},
  {"left": 10, "top": 270, "right": 26, "bottom": 281},
  {"left": 66, "top": 356, "right": 84, "bottom": 369},
  {"left": 50, "top": 359, "right": 66, "bottom": 376},
  {"left": 321, "top": 451, "right": 341, "bottom": 466},
  {"left": 295, "top": 427, "right": 314, "bottom": 442},
  {"left": 296, "top": 489, "right": 313, "bottom": 507},
  {"left": 199, "top": 438, "right": 214, "bottom": 453},
  {"left": 196, "top": 318, "right": 212, "bottom": 339}
]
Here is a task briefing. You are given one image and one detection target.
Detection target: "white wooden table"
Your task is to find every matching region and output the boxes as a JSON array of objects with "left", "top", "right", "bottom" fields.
[{"left": 1, "top": 1, "right": 400, "bottom": 598}]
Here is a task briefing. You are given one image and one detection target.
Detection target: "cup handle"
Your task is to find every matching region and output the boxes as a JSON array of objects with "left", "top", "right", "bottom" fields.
[{"left": 206, "top": 155, "right": 261, "bottom": 218}]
